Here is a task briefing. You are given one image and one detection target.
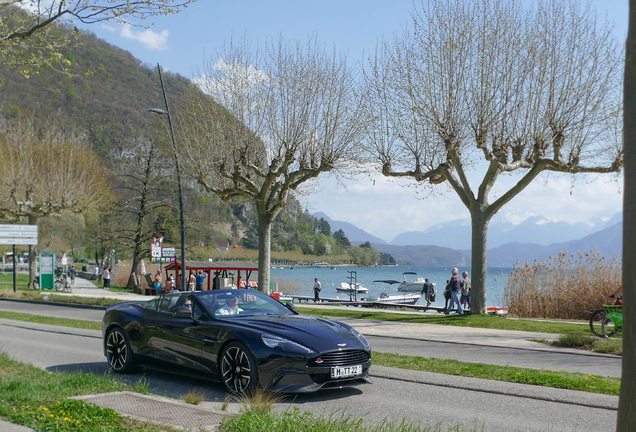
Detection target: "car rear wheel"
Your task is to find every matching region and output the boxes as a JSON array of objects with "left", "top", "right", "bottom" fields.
[
  {"left": 220, "top": 342, "right": 258, "bottom": 394},
  {"left": 106, "top": 327, "right": 135, "bottom": 373}
]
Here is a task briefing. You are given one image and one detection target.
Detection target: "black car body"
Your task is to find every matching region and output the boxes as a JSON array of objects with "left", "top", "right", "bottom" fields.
[{"left": 102, "top": 289, "right": 372, "bottom": 393}]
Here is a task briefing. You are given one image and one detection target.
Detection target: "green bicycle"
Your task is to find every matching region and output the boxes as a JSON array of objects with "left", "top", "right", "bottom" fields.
[{"left": 589, "top": 295, "right": 622, "bottom": 338}]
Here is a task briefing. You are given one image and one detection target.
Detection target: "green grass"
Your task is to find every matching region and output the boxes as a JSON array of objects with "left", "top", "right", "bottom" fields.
[
  {"left": 0, "top": 273, "right": 29, "bottom": 290},
  {"left": 535, "top": 334, "right": 623, "bottom": 356},
  {"left": 0, "top": 352, "right": 175, "bottom": 432},
  {"left": 372, "top": 352, "right": 620, "bottom": 395},
  {"left": 220, "top": 407, "right": 484, "bottom": 432},
  {"left": 296, "top": 306, "right": 590, "bottom": 335},
  {"left": 0, "top": 287, "right": 123, "bottom": 307},
  {"left": 0, "top": 310, "right": 102, "bottom": 330}
]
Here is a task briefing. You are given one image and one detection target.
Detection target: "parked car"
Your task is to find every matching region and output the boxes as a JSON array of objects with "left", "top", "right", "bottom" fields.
[{"left": 102, "top": 289, "right": 372, "bottom": 393}]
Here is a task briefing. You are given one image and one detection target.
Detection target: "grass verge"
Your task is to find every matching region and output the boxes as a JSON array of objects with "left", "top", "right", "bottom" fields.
[
  {"left": 534, "top": 334, "right": 623, "bottom": 356},
  {"left": 0, "top": 287, "right": 123, "bottom": 307},
  {"left": 296, "top": 306, "right": 590, "bottom": 335},
  {"left": 0, "top": 352, "right": 176, "bottom": 432},
  {"left": 220, "top": 407, "right": 484, "bottom": 432},
  {"left": 372, "top": 352, "right": 620, "bottom": 395},
  {"left": 0, "top": 310, "right": 102, "bottom": 330}
]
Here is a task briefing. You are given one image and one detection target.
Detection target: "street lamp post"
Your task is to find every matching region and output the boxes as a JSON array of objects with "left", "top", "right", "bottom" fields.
[{"left": 149, "top": 63, "right": 187, "bottom": 292}]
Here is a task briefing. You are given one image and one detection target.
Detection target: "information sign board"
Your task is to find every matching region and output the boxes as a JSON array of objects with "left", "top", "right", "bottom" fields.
[
  {"left": 39, "top": 252, "right": 55, "bottom": 290},
  {"left": 0, "top": 225, "right": 38, "bottom": 245}
]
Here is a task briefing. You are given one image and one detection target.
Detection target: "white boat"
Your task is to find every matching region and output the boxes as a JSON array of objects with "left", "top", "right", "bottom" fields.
[
  {"left": 398, "top": 271, "right": 429, "bottom": 293},
  {"left": 366, "top": 280, "right": 421, "bottom": 305},
  {"left": 336, "top": 282, "right": 369, "bottom": 294}
]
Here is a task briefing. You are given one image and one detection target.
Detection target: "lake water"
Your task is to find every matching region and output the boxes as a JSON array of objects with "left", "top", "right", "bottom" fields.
[{"left": 270, "top": 265, "right": 513, "bottom": 307}]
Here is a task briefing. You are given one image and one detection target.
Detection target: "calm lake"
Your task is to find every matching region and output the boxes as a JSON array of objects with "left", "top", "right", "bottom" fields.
[{"left": 270, "top": 265, "right": 513, "bottom": 308}]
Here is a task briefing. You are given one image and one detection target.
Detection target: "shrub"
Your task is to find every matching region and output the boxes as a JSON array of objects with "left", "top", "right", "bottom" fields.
[{"left": 503, "top": 250, "right": 621, "bottom": 319}]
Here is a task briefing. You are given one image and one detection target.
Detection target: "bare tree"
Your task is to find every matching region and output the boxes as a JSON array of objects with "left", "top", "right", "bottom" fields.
[
  {"left": 618, "top": 1, "right": 636, "bottom": 429},
  {"left": 178, "top": 39, "right": 365, "bottom": 293},
  {"left": 0, "top": 116, "right": 112, "bottom": 286},
  {"left": 364, "top": 0, "right": 623, "bottom": 314},
  {"left": 116, "top": 134, "right": 170, "bottom": 290},
  {"left": 1, "top": 0, "right": 195, "bottom": 75}
]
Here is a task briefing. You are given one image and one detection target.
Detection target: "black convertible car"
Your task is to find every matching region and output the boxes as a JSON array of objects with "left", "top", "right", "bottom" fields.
[{"left": 102, "top": 289, "right": 372, "bottom": 393}]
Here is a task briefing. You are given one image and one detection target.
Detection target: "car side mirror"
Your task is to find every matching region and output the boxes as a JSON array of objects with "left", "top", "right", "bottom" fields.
[
  {"left": 173, "top": 307, "right": 192, "bottom": 319},
  {"left": 284, "top": 302, "right": 295, "bottom": 311}
]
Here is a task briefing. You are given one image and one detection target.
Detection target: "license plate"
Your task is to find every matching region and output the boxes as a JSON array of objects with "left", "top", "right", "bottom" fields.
[{"left": 331, "top": 364, "right": 362, "bottom": 379}]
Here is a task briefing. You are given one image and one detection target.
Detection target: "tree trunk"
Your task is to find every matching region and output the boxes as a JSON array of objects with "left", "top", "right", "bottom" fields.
[
  {"left": 470, "top": 211, "right": 490, "bottom": 315},
  {"left": 617, "top": 1, "right": 636, "bottom": 429},
  {"left": 27, "top": 214, "right": 38, "bottom": 288},
  {"left": 257, "top": 215, "right": 272, "bottom": 294}
]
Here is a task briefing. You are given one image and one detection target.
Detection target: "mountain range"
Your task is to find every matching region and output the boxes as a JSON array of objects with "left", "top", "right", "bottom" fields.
[{"left": 314, "top": 212, "right": 623, "bottom": 267}]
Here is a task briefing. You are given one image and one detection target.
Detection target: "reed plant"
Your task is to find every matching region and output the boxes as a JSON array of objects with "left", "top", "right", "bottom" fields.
[{"left": 503, "top": 250, "right": 622, "bottom": 319}]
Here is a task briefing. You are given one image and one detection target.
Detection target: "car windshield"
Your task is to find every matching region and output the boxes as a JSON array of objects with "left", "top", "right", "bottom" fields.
[{"left": 193, "top": 289, "right": 294, "bottom": 318}]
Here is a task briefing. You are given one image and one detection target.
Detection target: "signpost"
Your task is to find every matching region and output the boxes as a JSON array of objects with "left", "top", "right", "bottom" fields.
[
  {"left": 0, "top": 225, "right": 38, "bottom": 292},
  {"left": 39, "top": 252, "right": 55, "bottom": 290}
]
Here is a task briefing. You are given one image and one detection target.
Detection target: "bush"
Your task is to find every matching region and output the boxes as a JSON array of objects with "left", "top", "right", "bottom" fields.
[{"left": 503, "top": 250, "right": 621, "bottom": 319}]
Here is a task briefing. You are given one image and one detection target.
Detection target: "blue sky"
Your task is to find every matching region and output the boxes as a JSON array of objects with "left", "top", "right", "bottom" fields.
[{"left": 76, "top": 0, "right": 627, "bottom": 242}]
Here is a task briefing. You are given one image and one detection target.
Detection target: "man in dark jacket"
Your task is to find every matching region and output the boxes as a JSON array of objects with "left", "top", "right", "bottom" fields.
[
  {"left": 445, "top": 268, "right": 464, "bottom": 315},
  {"left": 422, "top": 279, "right": 435, "bottom": 307}
]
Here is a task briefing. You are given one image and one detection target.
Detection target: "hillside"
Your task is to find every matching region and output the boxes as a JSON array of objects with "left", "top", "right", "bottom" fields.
[
  {"left": 473, "top": 222, "right": 622, "bottom": 267},
  {"left": 371, "top": 244, "right": 468, "bottom": 266},
  {"left": 0, "top": 25, "right": 356, "bottom": 261}
]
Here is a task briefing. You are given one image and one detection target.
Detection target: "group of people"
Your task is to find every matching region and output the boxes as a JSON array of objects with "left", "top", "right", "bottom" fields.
[{"left": 443, "top": 268, "right": 471, "bottom": 314}]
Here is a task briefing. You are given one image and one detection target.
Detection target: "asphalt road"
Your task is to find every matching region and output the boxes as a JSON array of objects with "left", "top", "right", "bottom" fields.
[
  {"left": 0, "top": 317, "right": 618, "bottom": 432},
  {"left": 0, "top": 299, "right": 622, "bottom": 377}
]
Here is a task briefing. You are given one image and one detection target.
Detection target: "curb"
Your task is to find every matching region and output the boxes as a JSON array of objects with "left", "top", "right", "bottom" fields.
[{"left": 370, "top": 365, "right": 618, "bottom": 411}]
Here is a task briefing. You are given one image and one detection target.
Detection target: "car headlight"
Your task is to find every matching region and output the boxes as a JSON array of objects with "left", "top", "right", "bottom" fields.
[
  {"left": 262, "top": 334, "right": 317, "bottom": 355},
  {"left": 350, "top": 327, "right": 370, "bottom": 350}
]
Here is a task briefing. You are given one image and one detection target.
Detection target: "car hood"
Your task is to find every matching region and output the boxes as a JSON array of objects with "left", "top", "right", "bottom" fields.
[{"left": 228, "top": 314, "right": 366, "bottom": 352}]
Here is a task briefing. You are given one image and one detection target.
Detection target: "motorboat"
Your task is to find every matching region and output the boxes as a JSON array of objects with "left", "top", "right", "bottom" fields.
[
  {"left": 366, "top": 280, "right": 422, "bottom": 305},
  {"left": 398, "top": 272, "right": 430, "bottom": 293},
  {"left": 336, "top": 282, "right": 369, "bottom": 294}
]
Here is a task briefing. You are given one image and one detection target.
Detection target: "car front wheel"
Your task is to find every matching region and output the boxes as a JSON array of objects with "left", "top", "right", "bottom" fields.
[
  {"left": 220, "top": 342, "right": 258, "bottom": 394},
  {"left": 106, "top": 327, "right": 135, "bottom": 373}
]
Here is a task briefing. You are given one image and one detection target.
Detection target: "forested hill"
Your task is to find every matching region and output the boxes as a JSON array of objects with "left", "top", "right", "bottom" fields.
[
  {"left": 0, "top": 27, "right": 191, "bottom": 162},
  {"left": 0, "top": 24, "right": 388, "bottom": 263}
]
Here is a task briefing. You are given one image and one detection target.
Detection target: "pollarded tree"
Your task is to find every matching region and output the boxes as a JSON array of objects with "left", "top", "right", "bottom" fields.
[
  {"left": 364, "top": 0, "right": 623, "bottom": 314},
  {"left": 1, "top": 0, "right": 195, "bottom": 76},
  {"left": 0, "top": 116, "right": 112, "bottom": 287},
  {"left": 178, "top": 38, "right": 365, "bottom": 293}
]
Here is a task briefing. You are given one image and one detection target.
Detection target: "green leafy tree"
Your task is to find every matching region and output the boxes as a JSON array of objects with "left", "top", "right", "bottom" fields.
[
  {"left": 1, "top": 0, "right": 195, "bottom": 76},
  {"left": 333, "top": 229, "right": 351, "bottom": 248}
]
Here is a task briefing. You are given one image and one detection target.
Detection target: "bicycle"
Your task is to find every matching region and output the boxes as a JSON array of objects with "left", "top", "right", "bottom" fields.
[{"left": 589, "top": 295, "right": 622, "bottom": 338}]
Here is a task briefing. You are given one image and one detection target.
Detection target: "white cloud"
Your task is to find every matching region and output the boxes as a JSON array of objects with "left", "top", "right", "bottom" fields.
[{"left": 120, "top": 25, "right": 169, "bottom": 51}]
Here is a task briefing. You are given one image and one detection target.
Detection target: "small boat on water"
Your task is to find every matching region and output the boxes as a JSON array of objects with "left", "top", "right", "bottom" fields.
[
  {"left": 336, "top": 282, "right": 369, "bottom": 294},
  {"left": 398, "top": 272, "right": 428, "bottom": 293},
  {"left": 365, "top": 280, "right": 422, "bottom": 305}
]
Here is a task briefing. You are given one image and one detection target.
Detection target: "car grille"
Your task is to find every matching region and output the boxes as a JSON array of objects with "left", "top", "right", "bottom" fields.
[{"left": 308, "top": 350, "right": 370, "bottom": 367}]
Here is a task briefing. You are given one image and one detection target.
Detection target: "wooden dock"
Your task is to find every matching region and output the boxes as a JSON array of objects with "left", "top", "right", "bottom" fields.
[{"left": 287, "top": 294, "right": 449, "bottom": 313}]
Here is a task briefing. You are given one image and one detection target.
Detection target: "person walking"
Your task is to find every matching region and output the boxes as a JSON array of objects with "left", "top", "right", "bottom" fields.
[
  {"left": 422, "top": 278, "right": 435, "bottom": 307},
  {"left": 102, "top": 265, "right": 111, "bottom": 290},
  {"left": 313, "top": 277, "right": 322, "bottom": 303},
  {"left": 445, "top": 268, "right": 463, "bottom": 315},
  {"left": 461, "top": 271, "right": 471, "bottom": 311},
  {"left": 443, "top": 280, "right": 452, "bottom": 310}
]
